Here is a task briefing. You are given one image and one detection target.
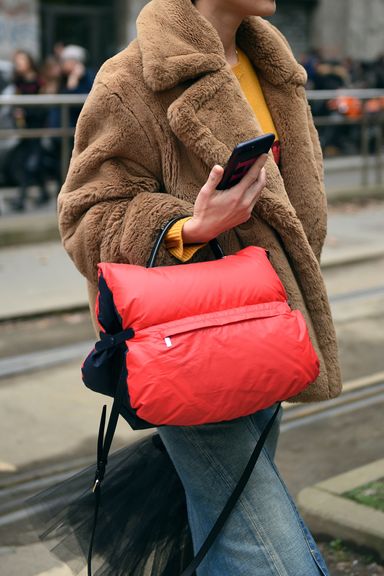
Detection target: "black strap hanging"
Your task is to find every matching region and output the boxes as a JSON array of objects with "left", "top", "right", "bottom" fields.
[
  {"left": 180, "top": 402, "right": 281, "bottom": 576},
  {"left": 87, "top": 333, "right": 133, "bottom": 576}
]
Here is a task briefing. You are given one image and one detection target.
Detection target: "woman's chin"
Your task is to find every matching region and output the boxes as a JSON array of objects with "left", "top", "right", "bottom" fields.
[{"left": 253, "top": 0, "right": 277, "bottom": 17}]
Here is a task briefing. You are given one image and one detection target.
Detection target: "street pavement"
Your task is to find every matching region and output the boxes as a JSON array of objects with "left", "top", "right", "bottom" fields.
[
  {"left": 0, "top": 363, "right": 139, "bottom": 471},
  {"left": 0, "top": 201, "right": 383, "bottom": 575},
  {"left": 0, "top": 242, "right": 87, "bottom": 320},
  {"left": 323, "top": 155, "right": 384, "bottom": 193}
]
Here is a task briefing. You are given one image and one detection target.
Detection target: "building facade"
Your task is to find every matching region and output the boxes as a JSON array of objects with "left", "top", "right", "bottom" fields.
[
  {"left": 0, "top": 0, "right": 39, "bottom": 61},
  {"left": 312, "top": 0, "right": 384, "bottom": 61}
]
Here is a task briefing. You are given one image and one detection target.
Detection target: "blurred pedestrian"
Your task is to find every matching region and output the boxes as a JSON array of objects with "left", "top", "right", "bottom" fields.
[
  {"left": 39, "top": 56, "right": 63, "bottom": 189},
  {"left": 59, "top": 45, "right": 95, "bottom": 126},
  {"left": 53, "top": 41, "right": 65, "bottom": 62},
  {"left": 373, "top": 54, "right": 384, "bottom": 88},
  {"left": 0, "top": 61, "right": 18, "bottom": 188},
  {"left": 342, "top": 57, "right": 366, "bottom": 88},
  {"left": 300, "top": 48, "right": 322, "bottom": 89},
  {"left": 311, "top": 59, "right": 353, "bottom": 154},
  {"left": 7, "top": 50, "right": 49, "bottom": 211},
  {"left": 40, "top": 55, "right": 62, "bottom": 95},
  {"left": 313, "top": 59, "right": 350, "bottom": 90}
]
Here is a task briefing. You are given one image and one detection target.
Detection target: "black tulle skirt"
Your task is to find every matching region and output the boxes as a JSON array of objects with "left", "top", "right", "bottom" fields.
[{"left": 27, "top": 434, "right": 194, "bottom": 576}]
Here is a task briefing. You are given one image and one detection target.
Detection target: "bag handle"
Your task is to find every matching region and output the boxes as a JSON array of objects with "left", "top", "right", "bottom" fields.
[{"left": 146, "top": 216, "right": 224, "bottom": 268}]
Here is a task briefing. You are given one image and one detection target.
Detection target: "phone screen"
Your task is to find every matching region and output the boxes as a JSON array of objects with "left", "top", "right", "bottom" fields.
[
  {"left": 228, "top": 157, "right": 258, "bottom": 185},
  {"left": 217, "top": 133, "right": 275, "bottom": 190}
]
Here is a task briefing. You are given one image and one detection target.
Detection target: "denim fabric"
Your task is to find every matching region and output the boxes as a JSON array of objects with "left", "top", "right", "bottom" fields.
[{"left": 158, "top": 405, "right": 329, "bottom": 576}]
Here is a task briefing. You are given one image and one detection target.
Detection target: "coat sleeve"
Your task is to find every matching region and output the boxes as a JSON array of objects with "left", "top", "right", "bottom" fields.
[{"left": 58, "top": 81, "right": 194, "bottom": 283}]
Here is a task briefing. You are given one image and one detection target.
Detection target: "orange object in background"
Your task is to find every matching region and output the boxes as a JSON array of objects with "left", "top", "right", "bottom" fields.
[
  {"left": 328, "top": 96, "right": 363, "bottom": 118},
  {"left": 364, "top": 97, "right": 384, "bottom": 114}
]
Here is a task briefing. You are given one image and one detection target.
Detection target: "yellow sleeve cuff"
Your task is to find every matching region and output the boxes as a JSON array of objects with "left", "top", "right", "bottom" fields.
[{"left": 165, "top": 217, "right": 206, "bottom": 262}]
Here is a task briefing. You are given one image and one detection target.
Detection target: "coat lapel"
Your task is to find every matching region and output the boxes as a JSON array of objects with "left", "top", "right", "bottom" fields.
[
  {"left": 167, "top": 67, "right": 264, "bottom": 169},
  {"left": 166, "top": 65, "right": 318, "bottom": 287}
]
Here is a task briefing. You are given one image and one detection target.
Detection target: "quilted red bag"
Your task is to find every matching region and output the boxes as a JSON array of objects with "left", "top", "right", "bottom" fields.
[{"left": 83, "top": 219, "right": 319, "bottom": 429}]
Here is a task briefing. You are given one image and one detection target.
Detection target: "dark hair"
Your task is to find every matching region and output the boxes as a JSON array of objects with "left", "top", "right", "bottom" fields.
[{"left": 13, "top": 50, "right": 39, "bottom": 81}]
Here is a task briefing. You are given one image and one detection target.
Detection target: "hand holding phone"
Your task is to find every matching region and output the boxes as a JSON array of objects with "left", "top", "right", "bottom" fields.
[{"left": 182, "top": 137, "right": 272, "bottom": 244}]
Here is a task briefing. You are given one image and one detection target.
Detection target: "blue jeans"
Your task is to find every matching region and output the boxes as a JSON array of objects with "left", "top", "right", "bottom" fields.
[{"left": 158, "top": 405, "right": 329, "bottom": 576}]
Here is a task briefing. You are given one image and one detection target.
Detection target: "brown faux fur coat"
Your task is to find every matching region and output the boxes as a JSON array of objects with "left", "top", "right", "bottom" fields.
[{"left": 58, "top": 0, "right": 342, "bottom": 403}]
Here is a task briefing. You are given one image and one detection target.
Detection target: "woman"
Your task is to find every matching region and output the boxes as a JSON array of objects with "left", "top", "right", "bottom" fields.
[
  {"left": 58, "top": 0, "right": 342, "bottom": 574},
  {"left": 8, "top": 51, "right": 50, "bottom": 211},
  {"left": 39, "top": 56, "right": 63, "bottom": 189}
]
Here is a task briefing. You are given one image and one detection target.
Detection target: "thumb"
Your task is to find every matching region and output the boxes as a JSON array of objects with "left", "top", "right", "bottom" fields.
[{"left": 207, "top": 165, "right": 224, "bottom": 190}]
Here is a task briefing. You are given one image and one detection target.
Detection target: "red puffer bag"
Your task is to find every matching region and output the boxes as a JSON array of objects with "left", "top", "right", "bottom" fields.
[{"left": 82, "top": 217, "right": 319, "bottom": 429}]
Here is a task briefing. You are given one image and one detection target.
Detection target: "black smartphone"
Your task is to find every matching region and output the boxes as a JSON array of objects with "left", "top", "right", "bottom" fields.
[{"left": 216, "top": 133, "right": 275, "bottom": 190}]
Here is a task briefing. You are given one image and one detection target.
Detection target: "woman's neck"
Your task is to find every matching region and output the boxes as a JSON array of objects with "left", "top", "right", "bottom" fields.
[{"left": 193, "top": 0, "right": 242, "bottom": 66}]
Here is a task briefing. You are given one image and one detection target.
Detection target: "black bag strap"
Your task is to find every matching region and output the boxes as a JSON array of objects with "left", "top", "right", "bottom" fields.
[
  {"left": 88, "top": 348, "right": 281, "bottom": 576},
  {"left": 88, "top": 333, "right": 133, "bottom": 576},
  {"left": 147, "top": 216, "right": 224, "bottom": 268},
  {"left": 180, "top": 401, "right": 281, "bottom": 576}
]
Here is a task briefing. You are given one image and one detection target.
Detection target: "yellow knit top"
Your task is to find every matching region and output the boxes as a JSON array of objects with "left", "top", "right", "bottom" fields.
[
  {"left": 165, "top": 48, "right": 279, "bottom": 262},
  {"left": 232, "top": 48, "right": 278, "bottom": 139}
]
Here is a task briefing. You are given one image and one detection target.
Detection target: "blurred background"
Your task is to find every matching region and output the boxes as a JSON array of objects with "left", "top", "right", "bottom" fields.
[{"left": 0, "top": 1, "right": 383, "bottom": 575}]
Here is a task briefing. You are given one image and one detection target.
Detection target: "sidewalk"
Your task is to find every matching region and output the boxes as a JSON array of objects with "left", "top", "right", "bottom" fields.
[
  {"left": 0, "top": 201, "right": 383, "bottom": 321},
  {"left": 298, "top": 459, "right": 384, "bottom": 560},
  {"left": 0, "top": 361, "right": 144, "bottom": 473},
  {"left": 0, "top": 242, "right": 87, "bottom": 319},
  {"left": 0, "top": 208, "right": 59, "bottom": 247}
]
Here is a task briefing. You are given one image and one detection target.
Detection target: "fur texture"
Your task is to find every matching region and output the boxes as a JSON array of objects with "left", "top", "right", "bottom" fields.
[{"left": 58, "top": 0, "right": 342, "bottom": 402}]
